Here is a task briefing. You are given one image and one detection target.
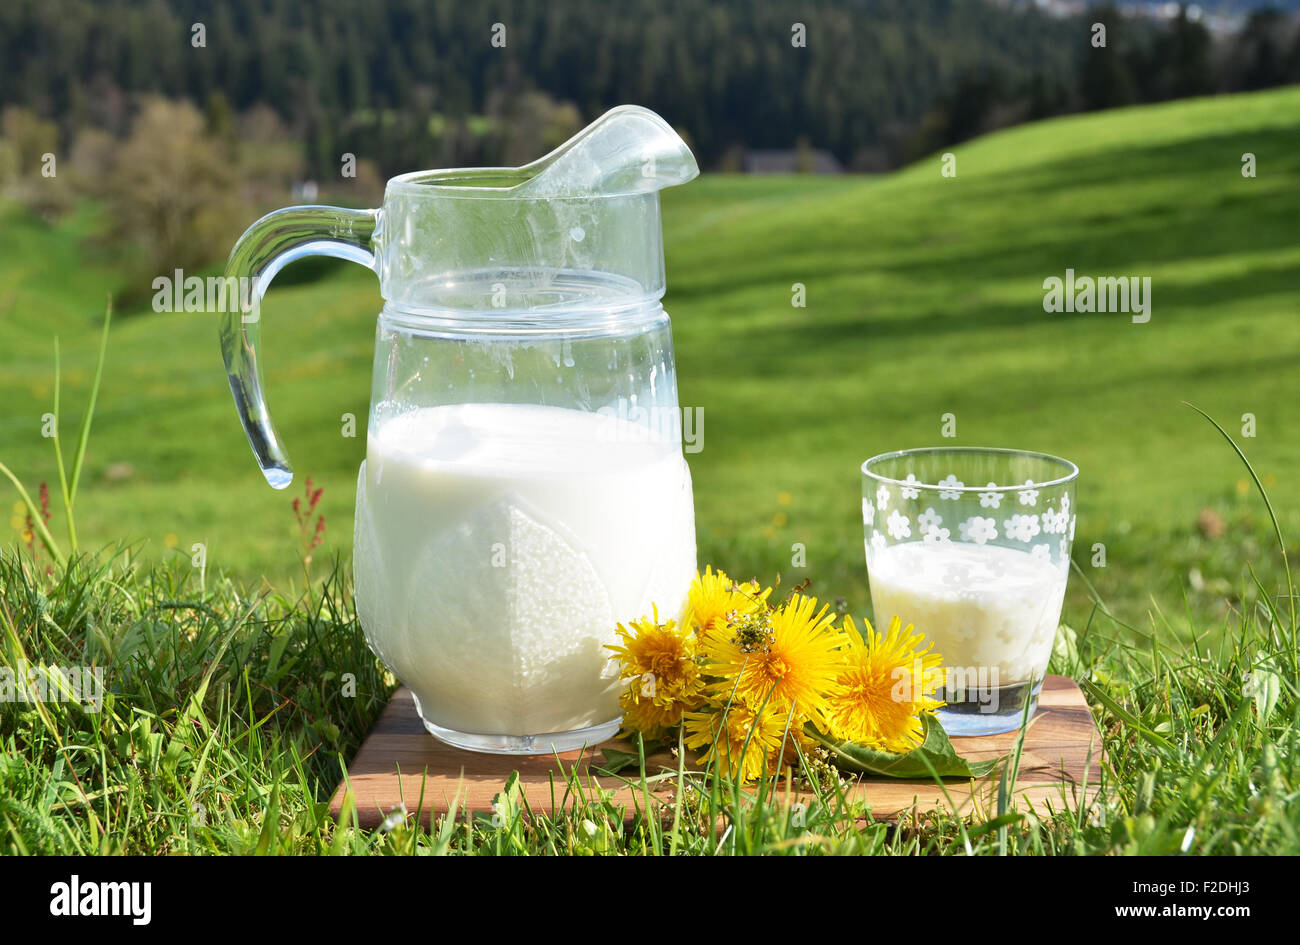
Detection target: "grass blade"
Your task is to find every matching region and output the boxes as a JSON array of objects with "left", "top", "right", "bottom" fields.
[
  {"left": 68, "top": 297, "right": 113, "bottom": 509},
  {"left": 0, "top": 460, "right": 66, "bottom": 567},
  {"left": 1182, "top": 401, "right": 1296, "bottom": 673},
  {"left": 51, "top": 337, "right": 74, "bottom": 549}
]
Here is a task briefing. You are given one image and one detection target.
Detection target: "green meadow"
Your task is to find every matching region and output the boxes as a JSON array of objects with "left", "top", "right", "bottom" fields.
[
  {"left": 2, "top": 88, "right": 1298, "bottom": 855},
  {"left": 3, "top": 87, "right": 1297, "bottom": 625}
]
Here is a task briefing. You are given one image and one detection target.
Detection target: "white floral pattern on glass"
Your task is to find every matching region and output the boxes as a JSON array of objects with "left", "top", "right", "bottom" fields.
[
  {"left": 917, "top": 507, "right": 943, "bottom": 531},
  {"left": 958, "top": 516, "right": 997, "bottom": 545},
  {"left": 978, "top": 483, "right": 1002, "bottom": 509},
  {"left": 923, "top": 525, "right": 951, "bottom": 544},
  {"left": 1017, "top": 479, "right": 1039, "bottom": 506},
  {"left": 1030, "top": 543, "right": 1052, "bottom": 563},
  {"left": 900, "top": 474, "right": 921, "bottom": 500},
  {"left": 940, "top": 562, "right": 974, "bottom": 588},
  {"left": 871, "top": 530, "right": 887, "bottom": 555},
  {"left": 1003, "top": 513, "right": 1041, "bottom": 542},
  {"left": 876, "top": 484, "right": 890, "bottom": 511},
  {"left": 938, "top": 474, "right": 965, "bottom": 500},
  {"left": 886, "top": 509, "right": 911, "bottom": 540},
  {"left": 861, "top": 496, "right": 874, "bottom": 526},
  {"left": 1041, "top": 507, "right": 1067, "bottom": 534},
  {"left": 1060, "top": 494, "right": 1071, "bottom": 516},
  {"left": 1067, "top": 515, "right": 1076, "bottom": 541}
]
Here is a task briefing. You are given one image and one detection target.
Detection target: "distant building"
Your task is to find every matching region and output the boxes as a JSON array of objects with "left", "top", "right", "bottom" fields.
[{"left": 743, "top": 149, "right": 844, "bottom": 175}]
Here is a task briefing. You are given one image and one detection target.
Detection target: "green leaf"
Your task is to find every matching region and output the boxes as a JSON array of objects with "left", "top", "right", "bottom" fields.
[
  {"left": 811, "top": 715, "right": 1001, "bottom": 780},
  {"left": 1245, "top": 666, "right": 1280, "bottom": 727},
  {"left": 595, "top": 747, "right": 642, "bottom": 775},
  {"left": 964, "top": 811, "right": 1026, "bottom": 839},
  {"left": 596, "top": 734, "right": 675, "bottom": 776}
]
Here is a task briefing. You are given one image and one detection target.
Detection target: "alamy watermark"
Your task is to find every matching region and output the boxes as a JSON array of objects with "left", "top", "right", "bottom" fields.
[
  {"left": 1043, "top": 268, "right": 1151, "bottom": 323},
  {"left": 595, "top": 400, "right": 704, "bottom": 453},
  {"left": 152, "top": 269, "right": 260, "bottom": 322},
  {"left": 893, "top": 659, "right": 1002, "bottom": 714},
  {"left": 49, "top": 875, "right": 150, "bottom": 925},
  {"left": 1, "top": 660, "right": 103, "bottom": 712}
]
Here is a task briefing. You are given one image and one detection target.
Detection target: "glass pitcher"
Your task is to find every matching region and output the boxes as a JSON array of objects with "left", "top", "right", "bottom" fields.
[{"left": 220, "top": 107, "right": 699, "bottom": 754}]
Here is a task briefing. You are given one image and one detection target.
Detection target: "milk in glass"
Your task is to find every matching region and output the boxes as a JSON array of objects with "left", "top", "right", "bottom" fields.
[{"left": 867, "top": 541, "right": 1067, "bottom": 686}]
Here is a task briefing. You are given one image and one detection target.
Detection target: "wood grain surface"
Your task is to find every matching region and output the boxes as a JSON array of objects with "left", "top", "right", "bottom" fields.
[{"left": 329, "top": 674, "right": 1103, "bottom": 827}]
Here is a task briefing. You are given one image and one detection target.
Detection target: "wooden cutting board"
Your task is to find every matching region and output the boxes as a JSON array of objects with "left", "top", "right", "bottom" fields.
[{"left": 329, "top": 674, "right": 1103, "bottom": 827}]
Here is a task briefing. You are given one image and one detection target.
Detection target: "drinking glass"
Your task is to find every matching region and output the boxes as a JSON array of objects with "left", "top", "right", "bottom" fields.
[{"left": 861, "top": 447, "right": 1079, "bottom": 735}]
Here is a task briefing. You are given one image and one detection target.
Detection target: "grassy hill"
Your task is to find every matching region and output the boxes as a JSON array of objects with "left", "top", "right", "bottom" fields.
[{"left": 2, "top": 86, "right": 1298, "bottom": 628}]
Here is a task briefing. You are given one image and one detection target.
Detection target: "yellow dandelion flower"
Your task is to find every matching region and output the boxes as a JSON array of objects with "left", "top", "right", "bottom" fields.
[
  {"left": 702, "top": 592, "right": 843, "bottom": 728},
  {"left": 608, "top": 607, "right": 697, "bottom": 685},
  {"left": 683, "top": 700, "right": 789, "bottom": 782},
  {"left": 685, "top": 566, "right": 770, "bottom": 643},
  {"left": 619, "top": 687, "right": 689, "bottom": 736},
  {"left": 824, "top": 615, "right": 944, "bottom": 754},
  {"left": 606, "top": 607, "right": 702, "bottom": 738}
]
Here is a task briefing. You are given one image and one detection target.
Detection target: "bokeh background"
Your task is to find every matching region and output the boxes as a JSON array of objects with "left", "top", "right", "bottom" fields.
[{"left": 2, "top": 0, "right": 1298, "bottom": 629}]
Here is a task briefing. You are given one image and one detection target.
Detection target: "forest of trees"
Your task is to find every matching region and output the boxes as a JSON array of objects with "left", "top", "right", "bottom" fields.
[
  {"left": 1, "top": 0, "right": 1297, "bottom": 290},
  {"left": 4, "top": 0, "right": 1300, "bottom": 175},
  {"left": 3, "top": 0, "right": 1299, "bottom": 174}
]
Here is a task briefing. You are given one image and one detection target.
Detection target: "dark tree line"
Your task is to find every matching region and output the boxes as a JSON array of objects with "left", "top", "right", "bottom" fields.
[
  {"left": 0, "top": 0, "right": 1083, "bottom": 175},
  {"left": 1, "top": 0, "right": 1297, "bottom": 177},
  {"left": 911, "top": 5, "right": 1300, "bottom": 155}
]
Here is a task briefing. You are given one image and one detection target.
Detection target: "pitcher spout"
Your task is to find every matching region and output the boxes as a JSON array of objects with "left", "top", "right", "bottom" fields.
[{"left": 512, "top": 105, "right": 699, "bottom": 197}]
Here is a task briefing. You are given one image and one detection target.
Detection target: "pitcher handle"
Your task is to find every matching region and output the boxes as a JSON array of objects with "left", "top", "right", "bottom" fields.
[{"left": 220, "top": 205, "right": 380, "bottom": 489}]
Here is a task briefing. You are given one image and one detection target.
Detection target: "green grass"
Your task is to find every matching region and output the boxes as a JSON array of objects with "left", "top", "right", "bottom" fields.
[
  {"left": 2, "top": 89, "right": 1298, "bottom": 623},
  {"left": 2, "top": 87, "right": 1299, "bottom": 853},
  {"left": 1, "top": 517, "right": 1295, "bottom": 854}
]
